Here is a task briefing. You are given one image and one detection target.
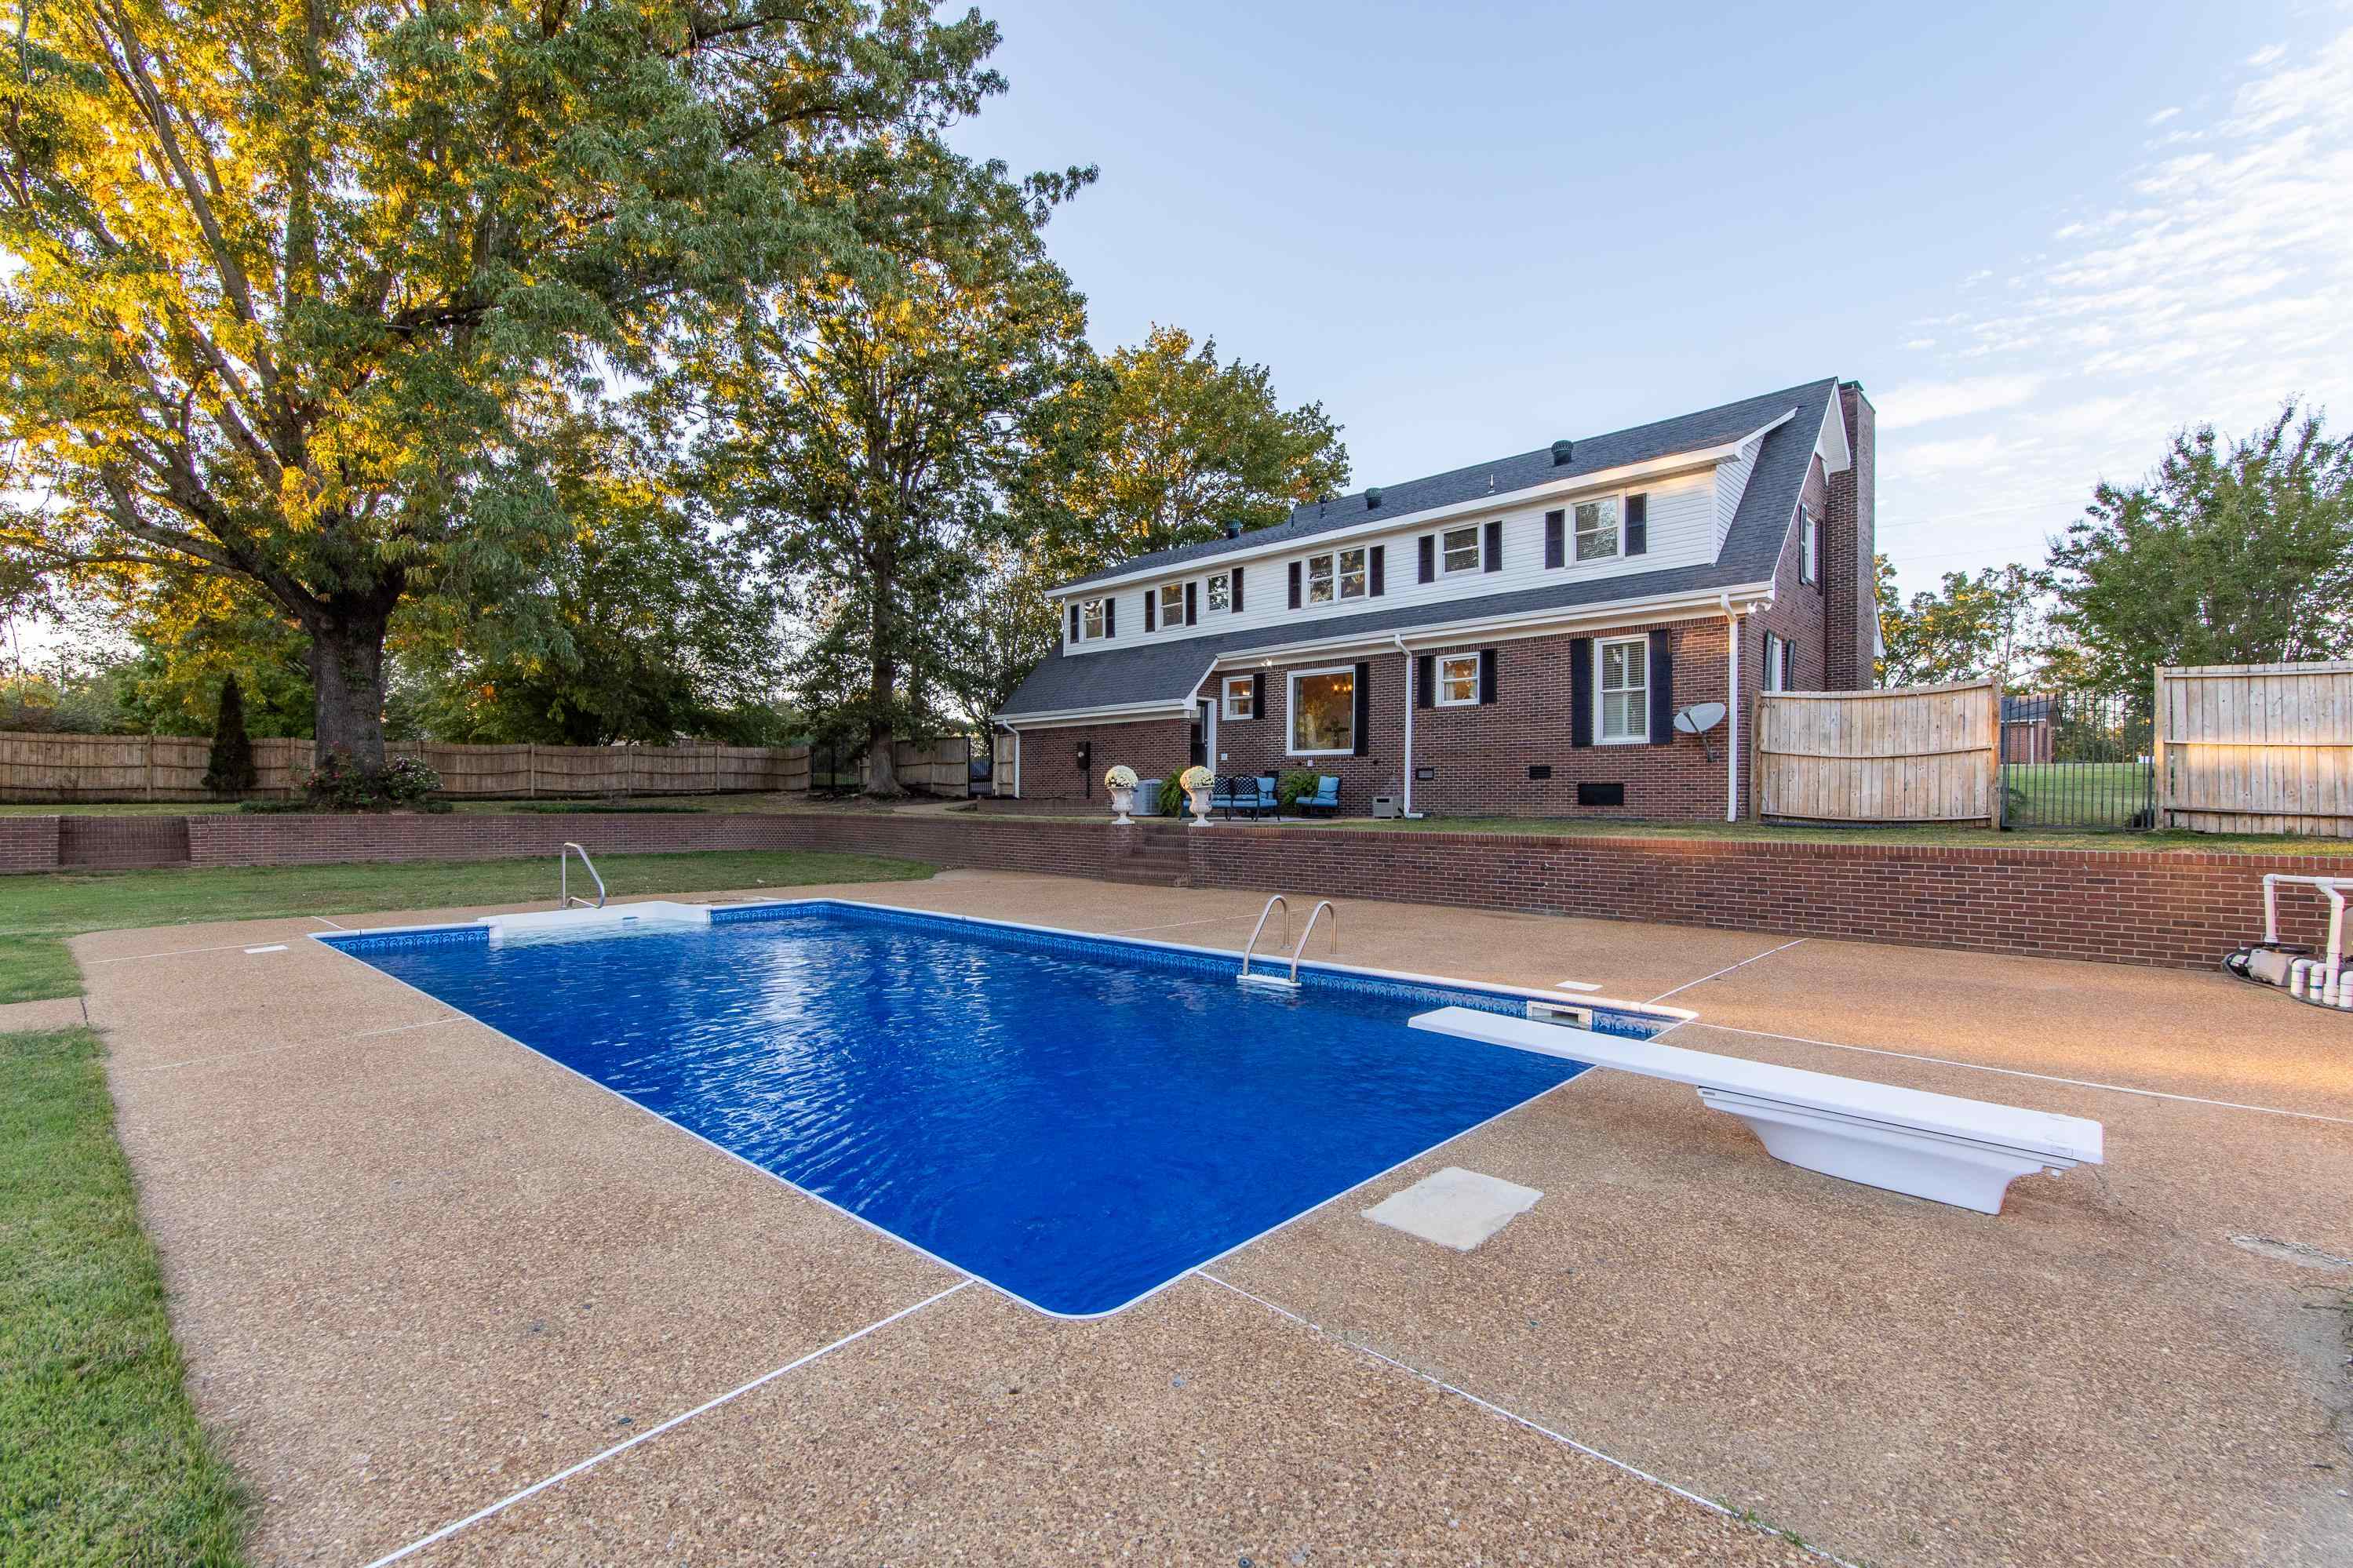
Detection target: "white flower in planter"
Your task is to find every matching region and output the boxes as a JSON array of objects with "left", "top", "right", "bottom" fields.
[{"left": 1104, "top": 764, "right": 1138, "bottom": 791}]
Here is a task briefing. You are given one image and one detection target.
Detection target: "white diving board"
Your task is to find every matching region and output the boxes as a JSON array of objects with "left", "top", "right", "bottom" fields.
[{"left": 1408, "top": 1007, "right": 2103, "bottom": 1215}]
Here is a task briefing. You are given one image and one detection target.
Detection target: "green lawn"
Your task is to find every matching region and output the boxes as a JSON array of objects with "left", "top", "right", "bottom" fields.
[
  {"left": 0, "top": 848, "right": 933, "bottom": 1006},
  {"left": 0, "top": 1028, "right": 246, "bottom": 1566},
  {"left": 0, "top": 793, "right": 820, "bottom": 817}
]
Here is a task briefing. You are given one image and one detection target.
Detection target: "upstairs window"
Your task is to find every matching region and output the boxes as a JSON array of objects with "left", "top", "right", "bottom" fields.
[
  {"left": 1305, "top": 549, "right": 1369, "bottom": 604},
  {"left": 1575, "top": 497, "right": 1622, "bottom": 562},
  {"left": 1157, "top": 582, "right": 1186, "bottom": 628},
  {"left": 1306, "top": 553, "right": 1334, "bottom": 603},
  {"left": 1801, "top": 511, "right": 1819, "bottom": 585},
  {"left": 1207, "top": 572, "right": 1232, "bottom": 612},
  {"left": 1441, "top": 525, "right": 1480, "bottom": 574},
  {"left": 1338, "top": 547, "right": 1368, "bottom": 598},
  {"left": 1597, "top": 635, "right": 1647, "bottom": 743},
  {"left": 1080, "top": 598, "right": 1105, "bottom": 640}
]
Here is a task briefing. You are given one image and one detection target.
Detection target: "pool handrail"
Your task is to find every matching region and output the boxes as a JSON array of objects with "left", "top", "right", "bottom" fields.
[{"left": 559, "top": 842, "right": 606, "bottom": 910}]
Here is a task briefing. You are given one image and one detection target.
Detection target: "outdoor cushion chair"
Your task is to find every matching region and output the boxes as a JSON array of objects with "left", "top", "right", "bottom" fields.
[
  {"left": 1210, "top": 773, "right": 1251, "bottom": 818},
  {"left": 1297, "top": 775, "right": 1341, "bottom": 817}
]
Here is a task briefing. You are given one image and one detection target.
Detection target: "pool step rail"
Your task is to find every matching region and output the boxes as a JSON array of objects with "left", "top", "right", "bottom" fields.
[
  {"left": 560, "top": 842, "right": 607, "bottom": 909},
  {"left": 1237, "top": 897, "right": 1338, "bottom": 991}
]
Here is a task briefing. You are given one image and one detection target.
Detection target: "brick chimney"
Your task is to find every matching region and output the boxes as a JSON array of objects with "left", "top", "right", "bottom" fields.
[{"left": 1823, "top": 380, "right": 1877, "bottom": 689}]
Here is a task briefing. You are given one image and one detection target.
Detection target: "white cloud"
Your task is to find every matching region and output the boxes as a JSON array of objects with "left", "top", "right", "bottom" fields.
[
  {"left": 1880, "top": 27, "right": 2353, "bottom": 589},
  {"left": 1877, "top": 374, "right": 2043, "bottom": 429},
  {"left": 1903, "top": 337, "right": 1937, "bottom": 350}
]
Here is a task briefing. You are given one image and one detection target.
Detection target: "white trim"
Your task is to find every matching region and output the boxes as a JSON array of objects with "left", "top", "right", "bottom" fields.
[
  {"left": 1218, "top": 672, "right": 1256, "bottom": 721},
  {"left": 1434, "top": 652, "right": 1481, "bottom": 707},
  {"left": 1813, "top": 394, "right": 1852, "bottom": 476},
  {"left": 1286, "top": 662, "right": 1359, "bottom": 757},
  {"left": 1594, "top": 635, "right": 1649, "bottom": 745},
  {"left": 1047, "top": 414, "right": 1795, "bottom": 598}
]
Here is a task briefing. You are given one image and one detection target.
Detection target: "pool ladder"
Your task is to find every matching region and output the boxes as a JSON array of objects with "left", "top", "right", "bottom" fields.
[
  {"left": 559, "top": 842, "right": 606, "bottom": 910},
  {"left": 1237, "top": 895, "right": 1338, "bottom": 991}
]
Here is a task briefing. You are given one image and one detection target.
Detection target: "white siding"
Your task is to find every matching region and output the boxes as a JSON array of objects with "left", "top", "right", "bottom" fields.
[
  {"left": 1712, "top": 435, "right": 1761, "bottom": 555},
  {"left": 1056, "top": 463, "right": 1725, "bottom": 657}
]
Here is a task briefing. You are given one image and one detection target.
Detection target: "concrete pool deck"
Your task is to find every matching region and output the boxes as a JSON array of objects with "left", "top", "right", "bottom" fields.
[{"left": 77, "top": 871, "right": 2353, "bottom": 1566}]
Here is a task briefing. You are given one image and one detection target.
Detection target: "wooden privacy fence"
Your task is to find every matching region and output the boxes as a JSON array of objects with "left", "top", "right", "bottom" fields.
[
  {"left": 0, "top": 732, "right": 813, "bottom": 802},
  {"left": 1755, "top": 680, "right": 2002, "bottom": 825},
  {"left": 2155, "top": 661, "right": 2353, "bottom": 837}
]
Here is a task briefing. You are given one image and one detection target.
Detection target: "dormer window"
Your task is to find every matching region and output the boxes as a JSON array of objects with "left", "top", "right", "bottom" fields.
[
  {"left": 1080, "top": 598, "right": 1105, "bottom": 640},
  {"left": 1441, "top": 525, "right": 1480, "bottom": 574},
  {"left": 1207, "top": 572, "right": 1231, "bottom": 612},
  {"left": 1575, "top": 497, "right": 1622, "bottom": 562},
  {"left": 1307, "top": 548, "right": 1368, "bottom": 604},
  {"left": 1156, "top": 582, "right": 1185, "bottom": 628}
]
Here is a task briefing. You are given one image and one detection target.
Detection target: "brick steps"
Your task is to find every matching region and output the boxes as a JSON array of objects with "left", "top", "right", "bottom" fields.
[{"left": 1102, "top": 826, "right": 1193, "bottom": 887}]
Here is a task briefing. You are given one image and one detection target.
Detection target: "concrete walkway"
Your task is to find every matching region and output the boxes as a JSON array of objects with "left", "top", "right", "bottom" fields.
[{"left": 78, "top": 872, "right": 2353, "bottom": 1566}]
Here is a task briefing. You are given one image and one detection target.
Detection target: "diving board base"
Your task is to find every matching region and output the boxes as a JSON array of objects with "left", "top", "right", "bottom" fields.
[{"left": 1697, "top": 1088, "right": 2074, "bottom": 1215}]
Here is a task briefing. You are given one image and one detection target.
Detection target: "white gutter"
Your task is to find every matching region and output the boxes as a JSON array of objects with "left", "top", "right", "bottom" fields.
[
  {"left": 1047, "top": 413, "right": 1795, "bottom": 600},
  {"left": 1721, "top": 594, "right": 1741, "bottom": 822},
  {"left": 1393, "top": 633, "right": 1416, "bottom": 818}
]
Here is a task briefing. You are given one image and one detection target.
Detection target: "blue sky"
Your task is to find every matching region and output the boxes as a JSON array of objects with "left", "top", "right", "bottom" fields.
[{"left": 949, "top": 1, "right": 2353, "bottom": 597}]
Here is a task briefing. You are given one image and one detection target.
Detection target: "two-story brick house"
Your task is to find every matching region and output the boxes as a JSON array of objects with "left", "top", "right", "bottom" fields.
[{"left": 994, "top": 377, "right": 1875, "bottom": 822}]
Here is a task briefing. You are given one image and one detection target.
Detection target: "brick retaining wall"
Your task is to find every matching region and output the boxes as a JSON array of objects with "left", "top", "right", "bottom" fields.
[{"left": 3, "top": 808, "right": 2341, "bottom": 972}]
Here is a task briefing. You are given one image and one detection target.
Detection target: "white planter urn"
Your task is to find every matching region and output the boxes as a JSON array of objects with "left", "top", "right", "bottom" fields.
[
  {"left": 1188, "top": 786, "right": 1214, "bottom": 825},
  {"left": 1109, "top": 785, "right": 1135, "bottom": 824}
]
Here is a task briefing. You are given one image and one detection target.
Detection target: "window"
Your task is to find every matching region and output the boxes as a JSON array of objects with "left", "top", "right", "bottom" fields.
[
  {"left": 1288, "top": 666, "right": 1356, "bottom": 755},
  {"left": 1207, "top": 572, "right": 1231, "bottom": 612},
  {"left": 1338, "top": 547, "right": 1368, "bottom": 598},
  {"left": 1306, "top": 549, "right": 1368, "bottom": 604},
  {"left": 1441, "top": 525, "right": 1480, "bottom": 574},
  {"left": 1597, "top": 635, "right": 1647, "bottom": 743},
  {"left": 1575, "top": 497, "right": 1621, "bottom": 562},
  {"left": 1080, "top": 598, "right": 1105, "bottom": 640},
  {"left": 1221, "top": 674, "right": 1254, "bottom": 720},
  {"left": 1157, "top": 582, "right": 1185, "bottom": 628},
  {"left": 1801, "top": 511, "right": 1819, "bottom": 585},
  {"left": 1437, "top": 653, "right": 1481, "bottom": 706},
  {"left": 1762, "top": 631, "right": 1787, "bottom": 693}
]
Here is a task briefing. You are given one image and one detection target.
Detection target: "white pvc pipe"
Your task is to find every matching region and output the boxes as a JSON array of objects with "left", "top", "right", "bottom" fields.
[
  {"left": 1393, "top": 633, "right": 1415, "bottom": 818},
  {"left": 1721, "top": 594, "right": 1741, "bottom": 822}
]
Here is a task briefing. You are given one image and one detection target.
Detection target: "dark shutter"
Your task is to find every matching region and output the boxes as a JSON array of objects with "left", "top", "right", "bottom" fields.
[
  {"left": 1479, "top": 647, "right": 1498, "bottom": 705},
  {"left": 1104, "top": 597, "right": 1116, "bottom": 637},
  {"left": 1288, "top": 562, "right": 1301, "bottom": 609},
  {"left": 1145, "top": 593, "right": 1156, "bottom": 632},
  {"left": 1251, "top": 671, "right": 1265, "bottom": 717},
  {"left": 1186, "top": 580, "right": 1197, "bottom": 626},
  {"left": 1545, "top": 509, "right": 1564, "bottom": 569},
  {"left": 1415, "top": 653, "right": 1433, "bottom": 709},
  {"left": 1626, "top": 493, "right": 1648, "bottom": 556},
  {"left": 1232, "top": 566, "right": 1244, "bottom": 612},
  {"left": 1352, "top": 660, "right": 1371, "bottom": 756},
  {"left": 1648, "top": 629, "right": 1674, "bottom": 744},
  {"left": 1418, "top": 535, "right": 1435, "bottom": 583},
  {"left": 1483, "top": 518, "right": 1502, "bottom": 572},
  {"left": 1068, "top": 603, "right": 1079, "bottom": 643},
  {"left": 1569, "top": 638, "right": 1594, "bottom": 748},
  {"left": 1369, "top": 544, "right": 1385, "bottom": 597}
]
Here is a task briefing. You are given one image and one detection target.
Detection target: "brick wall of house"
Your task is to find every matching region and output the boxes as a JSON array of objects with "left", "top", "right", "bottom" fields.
[
  {"left": 1191, "top": 652, "right": 1412, "bottom": 816},
  {"left": 1011, "top": 717, "right": 1194, "bottom": 804},
  {"left": 1824, "top": 381, "right": 1878, "bottom": 689}
]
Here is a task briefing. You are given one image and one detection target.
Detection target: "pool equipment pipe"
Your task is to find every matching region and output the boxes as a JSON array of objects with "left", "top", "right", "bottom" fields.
[{"left": 2225, "top": 875, "right": 2351, "bottom": 1012}]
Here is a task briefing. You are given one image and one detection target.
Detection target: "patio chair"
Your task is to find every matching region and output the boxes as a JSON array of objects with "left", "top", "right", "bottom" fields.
[
  {"left": 1210, "top": 773, "right": 1249, "bottom": 819},
  {"left": 1251, "top": 774, "right": 1281, "bottom": 820},
  {"left": 1298, "top": 775, "right": 1341, "bottom": 817}
]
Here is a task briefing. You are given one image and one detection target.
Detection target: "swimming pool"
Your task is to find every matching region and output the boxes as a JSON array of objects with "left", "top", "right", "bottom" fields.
[{"left": 322, "top": 901, "right": 1670, "bottom": 1317}]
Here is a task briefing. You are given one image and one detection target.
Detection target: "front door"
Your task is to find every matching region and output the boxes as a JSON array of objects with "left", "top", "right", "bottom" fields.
[{"left": 1189, "top": 699, "right": 1215, "bottom": 770}]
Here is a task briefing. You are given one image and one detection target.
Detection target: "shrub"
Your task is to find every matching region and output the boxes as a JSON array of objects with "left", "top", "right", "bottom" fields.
[
  {"left": 201, "top": 675, "right": 259, "bottom": 798},
  {"left": 1277, "top": 769, "right": 1320, "bottom": 811},
  {"left": 301, "top": 751, "right": 444, "bottom": 813},
  {"left": 1157, "top": 774, "right": 1188, "bottom": 816}
]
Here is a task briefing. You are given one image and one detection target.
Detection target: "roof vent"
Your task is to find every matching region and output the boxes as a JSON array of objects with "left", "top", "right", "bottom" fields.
[
  {"left": 1224, "top": 521, "right": 1242, "bottom": 539},
  {"left": 1551, "top": 438, "right": 1575, "bottom": 466},
  {"left": 1365, "top": 487, "right": 1383, "bottom": 509}
]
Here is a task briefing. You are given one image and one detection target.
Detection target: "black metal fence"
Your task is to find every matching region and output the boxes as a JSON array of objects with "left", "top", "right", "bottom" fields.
[
  {"left": 808, "top": 743, "right": 866, "bottom": 799},
  {"left": 1999, "top": 690, "right": 2154, "bottom": 831}
]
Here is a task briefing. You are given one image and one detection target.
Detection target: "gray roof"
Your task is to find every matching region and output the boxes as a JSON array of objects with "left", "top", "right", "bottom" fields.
[
  {"left": 1057, "top": 378, "right": 1834, "bottom": 591},
  {"left": 1001, "top": 377, "right": 1838, "bottom": 720}
]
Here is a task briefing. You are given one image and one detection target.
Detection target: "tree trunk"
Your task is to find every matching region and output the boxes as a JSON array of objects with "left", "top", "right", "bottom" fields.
[
  {"left": 865, "top": 554, "right": 904, "bottom": 797},
  {"left": 306, "top": 611, "right": 392, "bottom": 773}
]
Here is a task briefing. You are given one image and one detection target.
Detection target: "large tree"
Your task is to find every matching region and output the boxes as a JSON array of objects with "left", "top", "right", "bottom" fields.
[
  {"left": 1876, "top": 557, "right": 2048, "bottom": 689},
  {"left": 0, "top": 0, "right": 1002, "bottom": 773},
  {"left": 683, "top": 154, "right": 1093, "bottom": 792},
  {"left": 2044, "top": 402, "right": 2352, "bottom": 694},
  {"left": 1032, "top": 324, "right": 1350, "bottom": 580}
]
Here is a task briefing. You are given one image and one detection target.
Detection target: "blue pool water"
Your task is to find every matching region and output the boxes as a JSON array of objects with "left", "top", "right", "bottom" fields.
[{"left": 325, "top": 903, "right": 1641, "bottom": 1316}]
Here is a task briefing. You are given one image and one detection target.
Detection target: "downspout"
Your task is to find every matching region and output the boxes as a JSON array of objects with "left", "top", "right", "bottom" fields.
[
  {"left": 1393, "top": 634, "right": 1418, "bottom": 818},
  {"left": 1720, "top": 595, "right": 1741, "bottom": 823}
]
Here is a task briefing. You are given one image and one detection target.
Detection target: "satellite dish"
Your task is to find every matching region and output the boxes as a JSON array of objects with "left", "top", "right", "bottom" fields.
[{"left": 1673, "top": 702, "right": 1727, "bottom": 736}]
